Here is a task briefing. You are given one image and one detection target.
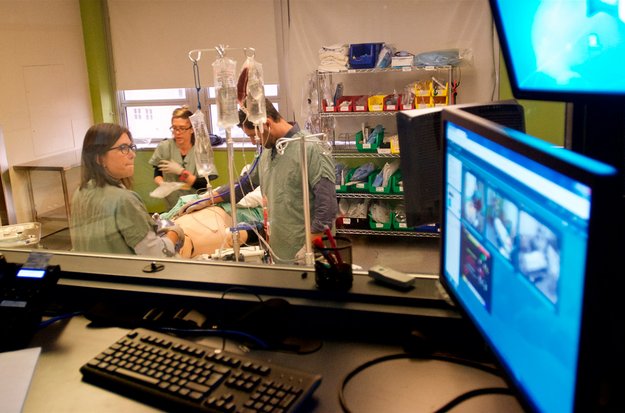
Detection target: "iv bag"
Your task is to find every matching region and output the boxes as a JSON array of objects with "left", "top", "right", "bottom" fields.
[
  {"left": 190, "top": 110, "right": 218, "bottom": 181},
  {"left": 243, "top": 56, "right": 266, "bottom": 125},
  {"left": 212, "top": 56, "right": 239, "bottom": 129}
]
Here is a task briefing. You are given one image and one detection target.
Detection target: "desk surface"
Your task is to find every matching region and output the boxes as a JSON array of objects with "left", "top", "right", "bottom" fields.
[
  {"left": 13, "top": 149, "right": 81, "bottom": 171},
  {"left": 22, "top": 316, "right": 525, "bottom": 413}
]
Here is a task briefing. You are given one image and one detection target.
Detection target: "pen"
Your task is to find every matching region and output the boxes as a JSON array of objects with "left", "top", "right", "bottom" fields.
[
  {"left": 313, "top": 237, "right": 338, "bottom": 267},
  {"left": 323, "top": 225, "right": 343, "bottom": 265}
]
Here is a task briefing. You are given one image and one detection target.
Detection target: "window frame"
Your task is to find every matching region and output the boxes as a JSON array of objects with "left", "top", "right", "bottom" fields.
[{"left": 117, "top": 86, "right": 280, "bottom": 148}]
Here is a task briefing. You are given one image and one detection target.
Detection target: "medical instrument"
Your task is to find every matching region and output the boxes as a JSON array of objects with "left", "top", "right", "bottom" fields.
[
  {"left": 241, "top": 49, "right": 267, "bottom": 126},
  {"left": 212, "top": 51, "right": 238, "bottom": 129},
  {"left": 189, "top": 109, "right": 217, "bottom": 199},
  {"left": 188, "top": 45, "right": 248, "bottom": 261}
]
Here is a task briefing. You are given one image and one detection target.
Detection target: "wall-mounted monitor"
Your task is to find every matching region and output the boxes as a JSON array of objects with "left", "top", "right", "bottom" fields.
[
  {"left": 397, "top": 100, "right": 525, "bottom": 228},
  {"left": 439, "top": 106, "right": 623, "bottom": 413},
  {"left": 489, "top": 0, "right": 625, "bottom": 103},
  {"left": 489, "top": 0, "right": 625, "bottom": 193}
]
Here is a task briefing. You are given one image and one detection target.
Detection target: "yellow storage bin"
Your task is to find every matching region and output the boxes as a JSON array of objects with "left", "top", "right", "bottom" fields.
[{"left": 367, "top": 95, "right": 385, "bottom": 112}]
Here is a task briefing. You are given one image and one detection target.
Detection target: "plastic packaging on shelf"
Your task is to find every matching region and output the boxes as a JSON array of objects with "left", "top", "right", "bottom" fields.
[{"left": 212, "top": 56, "right": 239, "bottom": 129}]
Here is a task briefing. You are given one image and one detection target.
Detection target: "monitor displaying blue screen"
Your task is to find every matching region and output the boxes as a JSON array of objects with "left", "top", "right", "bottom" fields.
[
  {"left": 490, "top": 0, "right": 625, "bottom": 101},
  {"left": 440, "top": 107, "right": 619, "bottom": 413}
]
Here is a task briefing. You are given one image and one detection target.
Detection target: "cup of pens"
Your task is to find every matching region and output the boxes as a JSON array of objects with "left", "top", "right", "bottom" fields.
[{"left": 313, "top": 235, "right": 353, "bottom": 292}]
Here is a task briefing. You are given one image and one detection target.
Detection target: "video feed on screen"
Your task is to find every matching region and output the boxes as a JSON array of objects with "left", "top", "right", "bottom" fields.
[{"left": 492, "top": 0, "right": 625, "bottom": 96}]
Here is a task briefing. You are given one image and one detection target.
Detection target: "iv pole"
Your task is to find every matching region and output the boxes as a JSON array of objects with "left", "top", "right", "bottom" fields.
[
  {"left": 188, "top": 45, "right": 243, "bottom": 261},
  {"left": 276, "top": 133, "right": 331, "bottom": 266}
]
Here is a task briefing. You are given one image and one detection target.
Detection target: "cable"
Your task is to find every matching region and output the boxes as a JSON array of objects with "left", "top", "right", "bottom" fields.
[
  {"left": 218, "top": 286, "right": 264, "bottom": 352},
  {"left": 433, "top": 386, "right": 513, "bottom": 413},
  {"left": 38, "top": 311, "right": 83, "bottom": 329},
  {"left": 156, "top": 326, "right": 270, "bottom": 350},
  {"left": 338, "top": 352, "right": 511, "bottom": 413}
]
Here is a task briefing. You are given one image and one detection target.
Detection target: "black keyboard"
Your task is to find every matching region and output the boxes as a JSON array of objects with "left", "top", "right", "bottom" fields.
[{"left": 80, "top": 328, "right": 322, "bottom": 413}]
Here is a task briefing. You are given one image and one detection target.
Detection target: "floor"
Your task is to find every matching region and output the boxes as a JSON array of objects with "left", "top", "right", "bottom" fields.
[{"left": 38, "top": 223, "right": 441, "bottom": 275}]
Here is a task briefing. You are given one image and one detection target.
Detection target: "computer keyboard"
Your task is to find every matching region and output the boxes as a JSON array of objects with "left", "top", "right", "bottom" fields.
[{"left": 80, "top": 328, "right": 322, "bottom": 413}]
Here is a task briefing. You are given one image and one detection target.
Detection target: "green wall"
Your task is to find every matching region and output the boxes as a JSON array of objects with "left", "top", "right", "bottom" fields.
[
  {"left": 79, "top": 0, "right": 116, "bottom": 123},
  {"left": 135, "top": 149, "right": 253, "bottom": 214},
  {"left": 498, "top": 55, "right": 565, "bottom": 145}
]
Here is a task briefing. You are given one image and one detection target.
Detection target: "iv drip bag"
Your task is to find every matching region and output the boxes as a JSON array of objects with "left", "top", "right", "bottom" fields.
[
  {"left": 243, "top": 56, "right": 266, "bottom": 125},
  {"left": 212, "top": 56, "right": 239, "bottom": 129},
  {"left": 190, "top": 110, "right": 218, "bottom": 181}
]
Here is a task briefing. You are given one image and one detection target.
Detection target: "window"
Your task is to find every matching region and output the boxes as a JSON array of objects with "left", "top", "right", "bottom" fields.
[{"left": 118, "top": 86, "right": 279, "bottom": 147}]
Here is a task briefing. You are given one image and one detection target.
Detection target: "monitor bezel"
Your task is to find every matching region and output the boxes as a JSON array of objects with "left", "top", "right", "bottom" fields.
[
  {"left": 439, "top": 106, "right": 622, "bottom": 413},
  {"left": 489, "top": 0, "right": 625, "bottom": 104}
]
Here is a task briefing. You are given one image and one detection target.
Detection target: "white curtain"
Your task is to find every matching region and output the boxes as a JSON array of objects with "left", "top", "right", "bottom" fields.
[
  {"left": 108, "top": 0, "right": 498, "bottom": 121},
  {"left": 107, "top": 0, "right": 280, "bottom": 90}
]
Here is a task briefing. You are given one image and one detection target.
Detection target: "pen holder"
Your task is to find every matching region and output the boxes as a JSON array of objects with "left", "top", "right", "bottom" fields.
[{"left": 314, "top": 236, "right": 353, "bottom": 292}]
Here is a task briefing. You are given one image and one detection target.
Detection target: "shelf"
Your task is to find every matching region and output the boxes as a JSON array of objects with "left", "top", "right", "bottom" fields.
[
  {"left": 333, "top": 150, "right": 399, "bottom": 159},
  {"left": 320, "top": 111, "right": 397, "bottom": 118},
  {"left": 318, "top": 66, "right": 452, "bottom": 240},
  {"left": 337, "top": 193, "right": 404, "bottom": 200},
  {"left": 336, "top": 228, "right": 440, "bottom": 238},
  {"left": 317, "top": 66, "right": 452, "bottom": 76}
]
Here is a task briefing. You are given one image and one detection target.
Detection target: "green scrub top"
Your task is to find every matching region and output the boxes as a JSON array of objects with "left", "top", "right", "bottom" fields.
[
  {"left": 253, "top": 130, "right": 335, "bottom": 263},
  {"left": 149, "top": 139, "right": 199, "bottom": 209},
  {"left": 70, "top": 180, "right": 154, "bottom": 255}
]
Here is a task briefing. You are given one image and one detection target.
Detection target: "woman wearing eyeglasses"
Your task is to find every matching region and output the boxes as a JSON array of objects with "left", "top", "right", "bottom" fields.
[
  {"left": 70, "top": 123, "right": 184, "bottom": 257},
  {"left": 149, "top": 107, "right": 218, "bottom": 210}
]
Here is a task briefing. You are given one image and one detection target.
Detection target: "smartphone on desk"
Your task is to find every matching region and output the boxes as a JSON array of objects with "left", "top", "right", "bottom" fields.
[{"left": 0, "top": 257, "right": 61, "bottom": 351}]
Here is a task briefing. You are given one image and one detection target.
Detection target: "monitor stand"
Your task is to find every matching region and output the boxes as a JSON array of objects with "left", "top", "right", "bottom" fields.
[{"left": 566, "top": 102, "right": 625, "bottom": 192}]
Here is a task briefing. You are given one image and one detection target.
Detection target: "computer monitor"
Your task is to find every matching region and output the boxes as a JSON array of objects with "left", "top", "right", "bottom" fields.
[
  {"left": 439, "top": 106, "right": 623, "bottom": 413},
  {"left": 397, "top": 100, "right": 525, "bottom": 227},
  {"left": 489, "top": 0, "right": 625, "bottom": 102},
  {"left": 489, "top": 0, "right": 625, "bottom": 194}
]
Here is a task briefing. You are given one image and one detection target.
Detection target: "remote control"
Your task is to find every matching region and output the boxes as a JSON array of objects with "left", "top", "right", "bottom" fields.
[{"left": 368, "top": 265, "right": 416, "bottom": 289}]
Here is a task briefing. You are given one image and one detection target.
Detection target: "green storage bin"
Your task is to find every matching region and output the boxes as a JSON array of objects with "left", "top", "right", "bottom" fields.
[
  {"left": 391, "top": 171, "right": 404, "bottom": 194},
  {"left": 355, "top": 128, "right": 383, "bottom": 153},
  {"left": 369, "top": 212, "right": 393, "bottom": 230},
  {"left": 368, "top": 170, "right": 392, "bottom": 194}
]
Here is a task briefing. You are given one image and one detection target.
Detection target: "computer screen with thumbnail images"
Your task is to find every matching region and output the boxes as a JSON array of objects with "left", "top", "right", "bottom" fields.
[{"left": 439, "top": 107, "right": 623, "bottom": 413}]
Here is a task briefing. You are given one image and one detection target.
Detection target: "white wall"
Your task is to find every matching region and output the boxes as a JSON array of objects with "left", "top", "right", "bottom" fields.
[{"left": 0, "top": 0, "right": 92, "bottom": 223}]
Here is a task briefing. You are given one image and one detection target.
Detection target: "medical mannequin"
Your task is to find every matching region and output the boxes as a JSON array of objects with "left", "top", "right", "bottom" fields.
[{"left": 181, "top": 100, "right": 337, "bottom": 264}]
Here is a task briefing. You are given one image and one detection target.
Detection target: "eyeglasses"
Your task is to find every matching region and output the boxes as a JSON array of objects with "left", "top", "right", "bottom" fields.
[
  {"left": 170, "top": 126, "right": 192, "bottom": 133},
  {"left": 108, "top": 143, "right": 137, "bottom": 155}
]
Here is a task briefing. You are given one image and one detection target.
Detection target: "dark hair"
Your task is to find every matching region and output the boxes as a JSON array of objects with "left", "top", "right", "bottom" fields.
[
  {"left": 80, "top": 123, "right": 134, "bottom": 189},
  {"left": 172, "top": 106, "right": 195, "bottom": 145},
  {"left": 237, "top": 98, "right": 280, "bottom": 130}
]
